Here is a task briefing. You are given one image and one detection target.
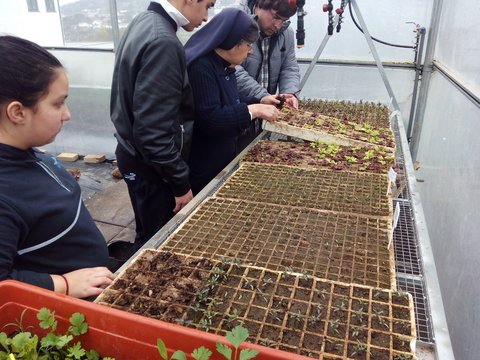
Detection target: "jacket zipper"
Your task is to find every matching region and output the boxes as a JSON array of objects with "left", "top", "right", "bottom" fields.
[{"left": 179, "top": 125, "right": 185, "bottom": 154}]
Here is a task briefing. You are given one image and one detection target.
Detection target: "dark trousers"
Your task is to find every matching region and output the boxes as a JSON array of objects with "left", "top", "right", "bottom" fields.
[
  {"left": 237, "top": 118, "right": 263, "bottom": 153},
  {"left": 117, "top": 159, "right": 175, "bottom": 250}
]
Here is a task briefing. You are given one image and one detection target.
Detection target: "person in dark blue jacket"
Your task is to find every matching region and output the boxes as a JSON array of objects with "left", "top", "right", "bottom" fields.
[
  {"left": 185, "top": 8, "right": 287, "bottom": 194},
  {"left": 0, "top": 36, "right": 114, "bottom": 298}
]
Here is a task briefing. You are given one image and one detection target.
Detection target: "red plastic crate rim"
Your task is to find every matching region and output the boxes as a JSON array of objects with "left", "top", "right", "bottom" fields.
[{"left": 0, "top": 280, "right": 309, "bottom": 360}]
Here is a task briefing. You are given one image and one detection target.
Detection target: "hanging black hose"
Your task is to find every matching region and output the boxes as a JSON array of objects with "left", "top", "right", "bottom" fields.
[
  {"left": 289, "top": 0, "right": 306, "bottom": 48},
  {"left": 336, "top": 0, "right": 347, "bottom": 33},
  {"left": 347, "top": 0, "right": 414, "bottom": 49},
  {"left": 323, "top": 0, "right": 334, "bottom": 36}
]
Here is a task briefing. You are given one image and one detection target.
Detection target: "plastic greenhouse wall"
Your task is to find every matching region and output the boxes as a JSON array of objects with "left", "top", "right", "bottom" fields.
[
  {"left": 412, "top": 1, "right": 480, "bottom": 359},
  {"left": 42, "top": 50, "right": 117, "bottom": 158}
]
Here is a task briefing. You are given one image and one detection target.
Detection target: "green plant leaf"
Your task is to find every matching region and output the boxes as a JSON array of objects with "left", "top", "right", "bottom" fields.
[
  {"left": 37, "top": 308, "right": 57, "bottom": 331},
  {"left": 239, "top": 348, "right": 259, "bottom": 360},
  {"left": 225, "top": 326, "right": 249, "bottom": 349},
  {"left": 55, "top": 334, "right": 73, "bottom": 349},
  {"left": 216, "top": 342, "right": 232, "bottom": 360},
  {"left": 68, "top": 341, "right": 86, "bottom": 359},
  {"left": 69, "top": 313, "right": 88, "bottom": 336},
  {"left": 171, "top": 350, "right": 187, "bottom": 360},
  {"left": 0, "top": 332, "right": 9, "bottom": 349},
  {"left": 157, "top": 339, "right": 168, "bottom": 360},
  {"left": 85, "top": 349, "right": 101, "bottom": 360},
  {"left": 11, "top": 331, "right": 32, "bottom": 350},
  {"left": 40, "top": 332, "right": 59, "bottom": 347},
  {"left": 191, "top": 346, "right": 212, "bottom": 360}
]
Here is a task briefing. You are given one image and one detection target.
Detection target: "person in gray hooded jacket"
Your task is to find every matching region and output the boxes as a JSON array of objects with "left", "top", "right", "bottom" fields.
[{"left": 235, "top": 0, "right": 300, "bottom": 150}]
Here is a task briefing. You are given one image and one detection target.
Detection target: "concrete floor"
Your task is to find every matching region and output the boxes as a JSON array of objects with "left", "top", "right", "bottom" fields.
[
  {"left": 84, "top": 180, "right": 136, "bottom": 246},
  {"left": 61, "top": 160, "right": 136, "bottom": 246}
]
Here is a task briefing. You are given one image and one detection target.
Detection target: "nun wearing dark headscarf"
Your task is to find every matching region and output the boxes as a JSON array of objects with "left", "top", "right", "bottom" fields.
[{"left": 184, "top": 8, "right": 281, "bottom": 195}]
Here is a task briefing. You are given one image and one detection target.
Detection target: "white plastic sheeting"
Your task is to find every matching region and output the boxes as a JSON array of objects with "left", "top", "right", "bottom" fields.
[
  {"left": 434, "top": 0, "right": 480, "bottom": 91},
  {"left": 416, "top": 67, "right": 480, "bottom": 360},
  {"left": 291, "top": 0, "right": 433, "bottom": 62},
  {"left": 298, "top": 63, "right": 415, "bottom": 119},
  {"left": 411, "top": 0, "right": 480, "bottom": 359},
  {"left": 41, "top": 50, "right": 117, "bottom": 158}
]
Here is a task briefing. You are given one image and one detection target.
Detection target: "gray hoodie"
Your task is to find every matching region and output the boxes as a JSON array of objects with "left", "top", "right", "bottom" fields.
[{"left": 234, "top": 0, "right": 300, "bottom": 97}]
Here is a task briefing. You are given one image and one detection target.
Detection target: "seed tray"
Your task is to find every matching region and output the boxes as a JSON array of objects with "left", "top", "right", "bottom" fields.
[
  {"left": 95, "top": 251, "right": 416, "bottom": 360},
  {"left": 300, "top": 99, "right": 392, "bottom": 130},
  {"left": 95, "top": 250, "right": 215, "bottom": 322},
  {"left": 187, "top": 265, "right": 417, "bottom": 360},
  {"left": 241, "top": 141, "right": 395, "bottom": 175},
  {"left": 217, "top": 163, "right": 392, "bottom": 218},
  {"left": 263, "top": 107, "right": 394, "bottom": 151},
  {"left": 160, "top": 197, "right": 395, "bottom": 289}
]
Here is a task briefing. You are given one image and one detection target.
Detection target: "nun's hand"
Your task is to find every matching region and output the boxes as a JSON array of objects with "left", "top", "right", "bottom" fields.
[{"left": 248, "top": 104, "right": 279, "bottom": 122}]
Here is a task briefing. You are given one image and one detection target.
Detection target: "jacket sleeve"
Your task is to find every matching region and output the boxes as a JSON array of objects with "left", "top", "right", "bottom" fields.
[
  {"left": 235, "top": 64, "right": 271, "bottom": 98},
  {"left": 132, "top": 37, "right": 191, "bottom": 195},
  {"left": 0, "top": 200, "right": 54, "bottom": 290},
  {"left": 277, "top": 27, "right": 301, "bottom": 95},
  {"left": 188, "top": 63, "right": 253, "bottom": 137}
]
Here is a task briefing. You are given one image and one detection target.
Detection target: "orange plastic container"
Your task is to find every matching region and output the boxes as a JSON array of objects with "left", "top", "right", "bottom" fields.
[{"left": 0, "top": 280, "right": 309, "bottom": 360}]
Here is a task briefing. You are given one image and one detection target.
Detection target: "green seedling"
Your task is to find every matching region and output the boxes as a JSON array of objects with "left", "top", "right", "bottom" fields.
[
  {"left": 350, "top": 325, "right": 366, "bottom": 337},
  {"left": 261, "top": 277, "right": 273, "bottom": 287},
  {"left": 377, "top": 316, "right": 390, "bottom": 330},
  {"left": 312, "top": 303, "right": 324, "bottom": 314},
  {"left": 0, "top": 308, "right": 114, "bottom": 360},
  {"left": 308, "top": 314, "right": 322, "bottom": 325},
  {"left": 243, "top": 278, "right": 255, "bottom": 290},
  {"left": 176, "top": 315, "right": 194, "bottom": 328},
  {"left": 394, "top": 353, "right": 412, "bottom": 360},
  {"left": 281, "top": 267, "right": 294, "bottom": 279},
  {"left": 328, "top": 319, "right": 340, "bottom": 336},
  {"left": 288, "top": 311, "right": 305, "bottom": 323},
  {"left": 259, "top": 338, "right": 276, "bottom": 348},
  {"left": 394, "top": 319, "right": 411, "bottom": 329},
  {"left": 223, "top": 309, "right": 244, "bottom": 329},
  {"left": 256, "top": 289, "right": 270, "bottom": 303},
  {"left": 350, "top": 340, "right": 370, "bottom": 357},
  {"left": 325, "top": 338, "right": 343, "bottom": 352},
  {"left": 157, "top": 339, "right": 212, "bottom": 360},
  {"left": 300, "top": 270, "right": 310, "bottom": 280},
  {"left": 195, "top": 288, "right": 211, "bottom": 303},
  {"left": 198, "top": 318, "right": 212, "bottom": 332},
  {"left": 216, "top": 326, "right": 259, "bottom": 360}
]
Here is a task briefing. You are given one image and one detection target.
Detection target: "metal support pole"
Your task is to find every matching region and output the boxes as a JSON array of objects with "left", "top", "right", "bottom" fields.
[
  {"left": 407, "top": 27, "right": 426, "bottom": 141},
  {"left": 56, "top": 0, "right": 66, "bottom": 46},
  {"left": 409, "top": 0, "right": 444, "bottom": 161},
  {"left": 349, "top": 0, "right": 400, "bottom": 112},
  {"left": 109, "top": 0, "right": 120, "bottom": 52}
]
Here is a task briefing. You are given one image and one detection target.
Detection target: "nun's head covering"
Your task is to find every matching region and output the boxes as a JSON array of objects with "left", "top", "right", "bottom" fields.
[{"left": 185, "top": 8, "right": 256, "bottom": 67}]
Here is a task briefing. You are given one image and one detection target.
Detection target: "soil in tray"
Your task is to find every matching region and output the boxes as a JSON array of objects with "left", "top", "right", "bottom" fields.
[
  {"left": 95, "top": 250, "right": 214, "bottom": 320},
  {"left": 217, "top": 163, "right": 391, "bottom": 217},
  {"left": 97, "top": 253, "right": 416, "bottom": 360},
  {"left": 296, "top": 99, "right": 394, "bottom": 144},
  {"left": 242, "top": 140, "right": 395, "bottom": 174},
  {"left": 161, "top": 197, "right": 393, "bottom": 289},
  {"left": 276, "top": 106, "right": 395, "bottom": 150}
]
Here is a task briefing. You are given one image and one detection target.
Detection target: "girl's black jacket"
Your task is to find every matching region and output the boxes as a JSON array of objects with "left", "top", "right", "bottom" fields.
[{"left": 0, "top": 144, "right": 109, "bottom": 290}]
